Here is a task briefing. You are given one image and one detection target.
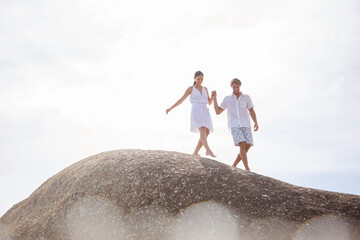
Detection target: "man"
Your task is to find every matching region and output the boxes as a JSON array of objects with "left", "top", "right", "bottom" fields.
[{"left": 212, "top": 78, "right": 258, "bottom": 171}]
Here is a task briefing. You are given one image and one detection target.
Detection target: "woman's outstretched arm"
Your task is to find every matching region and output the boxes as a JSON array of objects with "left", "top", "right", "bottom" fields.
[{"left": 166, "top": 87, "right": 192, "bottom": 114}]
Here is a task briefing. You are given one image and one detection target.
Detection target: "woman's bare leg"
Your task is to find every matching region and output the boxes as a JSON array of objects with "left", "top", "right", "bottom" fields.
[
  {"left": 193, "top": 140, "right": 202, "bottom": 156},
  {"left": 199, "top": 127, "right": 216, "bottom": 157},
  {"left": 193, "top": 129, "right": 210, "bottom": 156},
  {"left": 232, "top": 144, "right": 251, "bottom": 167}
]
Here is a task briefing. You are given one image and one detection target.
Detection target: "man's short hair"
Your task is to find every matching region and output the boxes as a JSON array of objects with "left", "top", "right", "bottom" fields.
[{"left": 230, "top": 78, "right": 242, "bottom": 86}]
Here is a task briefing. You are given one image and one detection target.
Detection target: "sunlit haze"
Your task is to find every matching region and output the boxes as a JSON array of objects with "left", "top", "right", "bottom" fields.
[{"left": 1, "top": 0, "right": 359, "bottom": 216}]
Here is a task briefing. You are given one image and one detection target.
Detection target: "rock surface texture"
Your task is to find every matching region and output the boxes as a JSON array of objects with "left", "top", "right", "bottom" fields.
[{"left": 1, "top": 149, "right": 359, "bottom": 240}]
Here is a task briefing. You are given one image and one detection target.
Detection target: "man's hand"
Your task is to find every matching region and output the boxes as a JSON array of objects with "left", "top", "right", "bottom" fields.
[{"left": 254, "top": 123, "right": 259, "bottom": 131}]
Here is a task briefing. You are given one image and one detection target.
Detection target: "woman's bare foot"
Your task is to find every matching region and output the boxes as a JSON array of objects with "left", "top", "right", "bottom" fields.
[
  {"left": 193, "top": 152, "right": 201, "bottom": 157},
  {"left": 206, "top": 151, "right": 216, "bottom": 157}
]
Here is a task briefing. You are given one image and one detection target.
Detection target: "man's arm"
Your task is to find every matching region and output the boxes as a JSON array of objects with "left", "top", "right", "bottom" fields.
[
  {"left": 249, "top": 107, "right": 259, "bottom": 131},
  {"left": 212, "top": 91, "right": 224, "bottom": 115}
]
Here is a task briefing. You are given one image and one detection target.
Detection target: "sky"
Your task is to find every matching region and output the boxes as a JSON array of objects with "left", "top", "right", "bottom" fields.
[{"left": 0, "top": 0, "right": 359, "bottom": 216}]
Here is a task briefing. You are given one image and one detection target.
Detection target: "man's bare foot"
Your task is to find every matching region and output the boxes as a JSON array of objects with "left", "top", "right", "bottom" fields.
[
  {"left": 193, "top": 152, "right": 201, "bottom": 157},
  {"left": 206, "top": 151, "right": 216, "bottom": 157}
]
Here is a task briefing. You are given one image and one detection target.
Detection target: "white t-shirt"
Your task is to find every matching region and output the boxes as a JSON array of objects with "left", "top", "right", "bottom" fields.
[{"left": 220, "top": 93, "right": 254, "bottom": 129}]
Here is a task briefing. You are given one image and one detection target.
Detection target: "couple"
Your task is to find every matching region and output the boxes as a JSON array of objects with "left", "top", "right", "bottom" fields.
[{"left": 166, "top": 71, "right": 259, "bottom": 171}]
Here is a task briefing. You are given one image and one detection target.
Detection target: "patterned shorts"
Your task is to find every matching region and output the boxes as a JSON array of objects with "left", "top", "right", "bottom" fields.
[{"left": 231, "top": 127, "right": 254, "bottom": 146}]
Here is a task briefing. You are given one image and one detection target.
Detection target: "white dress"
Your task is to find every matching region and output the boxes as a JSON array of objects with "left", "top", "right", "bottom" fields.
[{"left": 190, "top": 86, "right": 214, "bottom": 133}]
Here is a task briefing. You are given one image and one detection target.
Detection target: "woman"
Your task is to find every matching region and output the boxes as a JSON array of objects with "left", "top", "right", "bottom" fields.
[{"left": 166, "top": 71, "right": 216, "bottom": 157}]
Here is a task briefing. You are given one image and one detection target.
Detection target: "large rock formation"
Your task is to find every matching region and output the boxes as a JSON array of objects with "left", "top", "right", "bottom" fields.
[{"left": 0, "top": 149, "right": 359, "bottom": 240}]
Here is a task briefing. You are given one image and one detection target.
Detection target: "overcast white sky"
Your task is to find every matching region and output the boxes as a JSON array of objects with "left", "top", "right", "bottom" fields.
[{"left": 1, "top": 0, "right": 359, "bottom": 216}]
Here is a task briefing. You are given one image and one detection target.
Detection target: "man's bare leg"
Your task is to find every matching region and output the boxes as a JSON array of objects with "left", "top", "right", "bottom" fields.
[
  {"left": 232, "top": 154, "right": 242, "bottom": 167},
  {"left": 237, "top": 142, "right": 250, "bottom": 171},
  {"left": 232, "top": 144, "right": 251, "bottom": 167}
]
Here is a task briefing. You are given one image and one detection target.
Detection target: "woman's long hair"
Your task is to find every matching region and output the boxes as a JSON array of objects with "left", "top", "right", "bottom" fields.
[{"left": 193, "top": 71, "right": 204, "bottom": 85}]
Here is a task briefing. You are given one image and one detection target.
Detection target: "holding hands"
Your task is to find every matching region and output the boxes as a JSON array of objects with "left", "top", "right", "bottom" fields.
[{"left": 211, "top": 90, "right": 217, "bottom": 99}]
